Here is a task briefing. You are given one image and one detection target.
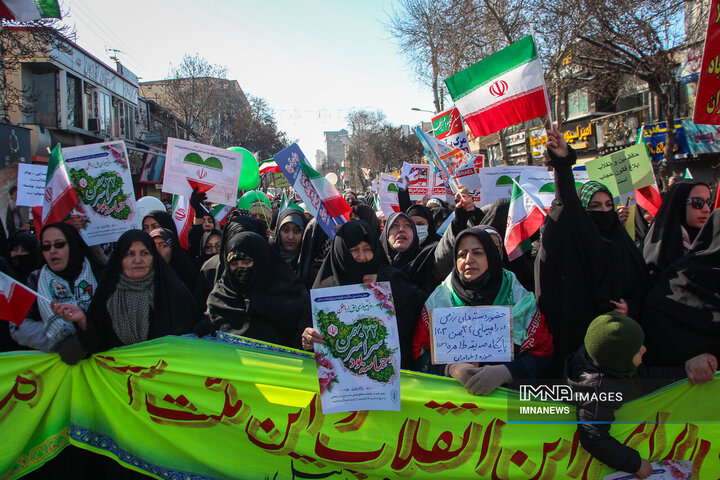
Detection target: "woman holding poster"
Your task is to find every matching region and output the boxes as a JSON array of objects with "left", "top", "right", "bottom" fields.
[
  {"left": 305, "top": 220, "right": 425, "bottom": 368},
  {"left": 412, "top": 227, "right": 554, "bottom": 394}
]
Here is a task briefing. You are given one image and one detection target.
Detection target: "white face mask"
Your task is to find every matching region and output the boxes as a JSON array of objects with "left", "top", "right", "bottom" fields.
[{"left": 415, "top": 225, "right": 429, "bottom": 244}]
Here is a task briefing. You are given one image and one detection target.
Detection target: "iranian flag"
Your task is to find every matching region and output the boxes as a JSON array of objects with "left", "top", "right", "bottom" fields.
[
  {"left": 299, "top": 157, "right": 351, "bottom": 220},
  {"left": 42, "top": 144, "right": 80, "bottom": 227},
  {"left": 274, "top": 144, "right": 351, "bottom": 239},
  {"left": 445, "top": 36, "right": 550, "bottom": 138},
  {"left": 171, "top": 195, "right": 194, "bottom": 250},
  {"left": 505, "top": 181, "right": 549, "bottom": 261},
  {"left": 279, "top": 192, "right": 303, "bottom": 214},
  {"left": 0, "top": 272, "right": 39, "bottom": 326},
  {"left": 211, "top": 204, "right": 234, "bottom": 225},
  {"left": 258, "top": 158, "right": 281, "bottom": 175},
  {"left": 0, "top": 0, "right": 61, "bottom": 21}
]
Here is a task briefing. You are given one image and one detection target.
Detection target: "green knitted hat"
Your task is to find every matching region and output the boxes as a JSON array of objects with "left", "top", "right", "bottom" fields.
[{"left": 584, "top": 313, "right": 645, "bottom": 376}]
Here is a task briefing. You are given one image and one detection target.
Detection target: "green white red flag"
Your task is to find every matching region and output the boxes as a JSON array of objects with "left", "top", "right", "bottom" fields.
[
  {"left": 258, "top": 158, "right": 281, "bottom": 176},
  {"left": 445, "top": 36, "right": 550, "bottom": 137},
  {"left": 210, "top": 204, "right": 234, "bottom": 225},
  {"left": 171, "top": 195, "right": 194, "bottom": 250},
  {"left": 274, "top": 144, "right": 350, "bottom": 239},
  {"left": 279, "top": 192, "right": 303, "bottom": 214},
  {"left": 0, "top": 0, "right": 61, "bottom": 21},
  {"left": 42, "top": 144, "right": 80, "bottom": 227}
]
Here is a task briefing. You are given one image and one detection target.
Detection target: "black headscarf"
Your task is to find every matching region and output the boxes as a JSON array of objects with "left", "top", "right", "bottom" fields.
[
  {"left": 144, "top": 210, "right": 177, "bottom": 236},
  {"left": 475, "top": 225, "right": 509, "bottom": 267},
  {"left": 536, "top": 148, "right": 651, "bottom": 376},
  {"left": 272, "top": 210, "right": 307, "bottom": 271},
  {"left": 642, "top": 208, "right": 720, "bottom": 366},
  {"left": 406, "top": 204, "right": 441, "bottom": 246},
  {"left": 40, "top": 223, "right": 104, "bottom": 282},
  {"left": 7, "top": 230, "right": 42, "bottom": 283},
  {"left": 297, "top": 218, "right": 332, "bottom": 289},
  {"left": 351, "top": 204, "right": 381, "bottom": 238},
  {"left": 80, "top": 230, "right": 198, "bottom": 352},
  {"left": 379, "top": 212, "right": 439, "bottom": 294},
  {"left": 196, "top": 228, "right": 223, "bottom": 268},
  {"left": 207, "top": 231, "right": 310, "bottom": 347},
  {"left": 192, "top": 214, "right": 268, "bottom": 311},
  {"left": 314, "top": 220, "right": 385, "bottom": 288},
  {"left": 312, "top": 220, "right": 425, "bottom": 368},
  {"left": 451, "top": 227, "right": 504, "bottom": 306},
  {"left": 151, "top": 227, "right": 199, "bottom": 292},
  {"left": 479, "top": 198, "right": 510, "bottom": 238},
  {"left": 643, "top": 180, "right": 709, "bottom": 281}
]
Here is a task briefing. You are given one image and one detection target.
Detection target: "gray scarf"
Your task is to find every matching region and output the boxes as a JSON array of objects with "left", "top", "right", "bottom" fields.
[{"left": 109, "top": 269, "right": 155, "bottom": 345}]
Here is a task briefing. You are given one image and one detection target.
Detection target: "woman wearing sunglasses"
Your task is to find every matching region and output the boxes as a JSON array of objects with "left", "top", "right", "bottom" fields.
[
  {"left": 51, "top": 230, "right": 199, "bottom": 365},
  {"left": 9, "top": 223, "right": 104, "bottom": 351},
  {"left": 643, "top": 180, "right": 713, "bottom": 283}
]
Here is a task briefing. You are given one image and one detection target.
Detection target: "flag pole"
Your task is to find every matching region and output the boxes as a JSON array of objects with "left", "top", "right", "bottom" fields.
[
  {"left": 0, "top": 271, "right": 53, "bottom": 304},
  {"left": 510, "top": 177, "right": 548, "bottom": 217}
]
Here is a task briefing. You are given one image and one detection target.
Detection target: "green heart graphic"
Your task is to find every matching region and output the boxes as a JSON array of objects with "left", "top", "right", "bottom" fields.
[
  {"left": 183, "top": 152, "right": 223, "bottom": 171},
  {"left": 387, "top": 184, "right": 399, "bottom": 192},
  {"left": 69, "top": 169, "right": 131, "bottom": 220},
  {"left": 317, "top": 310, "right": 395, "bottom": 383}
]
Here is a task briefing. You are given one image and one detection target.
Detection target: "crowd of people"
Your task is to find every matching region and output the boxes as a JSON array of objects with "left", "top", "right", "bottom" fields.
[{"left": 1, "top": 126, "right": 719, "bottom": 477}]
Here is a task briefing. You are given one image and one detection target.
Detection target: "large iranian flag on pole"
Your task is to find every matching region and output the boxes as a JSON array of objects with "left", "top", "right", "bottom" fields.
[
  {"left": 42, "top": 144, "right": 80, "bottom": 227},
  {"left": 445, "top": 36, "right": 550, "bottom": 138},
  {"left": 0, "top": 0, "right": 61, "bottom": 21}
]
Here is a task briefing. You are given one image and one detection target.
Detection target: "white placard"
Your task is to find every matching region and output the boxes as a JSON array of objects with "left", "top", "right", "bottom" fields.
[
  {"left": 162, "top": 138, "right": 242, "bottom": 205},
  {"left": 16, "top": 164, "right": 47, "bottom": 207},
  {"left": 311, "top": 282, "right": 401, "bottom": 414},
  {"left": 430, "top": 306, "right": 513, "bottom": 364},
  {"left": 62, "top": 141, "right": 140, "bottom": 245},
  {"left": 378, "top": 173, "right": 400, "bottom": 218}
]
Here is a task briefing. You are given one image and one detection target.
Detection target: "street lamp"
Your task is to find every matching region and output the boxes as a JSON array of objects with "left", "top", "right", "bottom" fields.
[{"left": 411, "top": 107, "right": 435, "bottom": 114}]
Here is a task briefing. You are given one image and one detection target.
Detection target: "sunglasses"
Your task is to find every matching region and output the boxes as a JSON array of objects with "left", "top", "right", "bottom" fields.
[
  {"left": 41, "top": 241, "right": 67, "bottom": 251},
  {"left": 686, "top": 197, "right": 713, "bottom": 210}
]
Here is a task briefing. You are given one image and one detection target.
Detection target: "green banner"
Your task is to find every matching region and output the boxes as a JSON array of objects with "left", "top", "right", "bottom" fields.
[{"left": 2, "top": 335, "right": 718, "bottom": 479}]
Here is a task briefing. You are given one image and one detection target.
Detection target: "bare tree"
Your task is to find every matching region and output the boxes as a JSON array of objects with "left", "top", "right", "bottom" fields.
[
  {"left": 161, "top": 53, "right": 230, "bottom": 144},
  {"left": 231, "top": 95, "right": 291, "bottom": 160},
  {"left": 345, "top": 109, "right": 423, "bottom": 189},
  {"left": 0, "top": 21, "right": 74, "bottom": 122}
]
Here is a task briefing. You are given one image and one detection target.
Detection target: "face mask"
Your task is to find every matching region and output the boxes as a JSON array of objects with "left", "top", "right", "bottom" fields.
[
  {"left": 415, "top": 225, "right": 429, "bottom": 244},
  {"left": 231, "top": 266, "right": 253, "bottom": 285},
  {"left": 587, "top": 210, "right": 617, "bottom": 233}
]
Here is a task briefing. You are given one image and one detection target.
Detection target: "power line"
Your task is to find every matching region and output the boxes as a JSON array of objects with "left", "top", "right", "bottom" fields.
[{"left": 68, "top": 0, "right": 154, "bottom": 74}]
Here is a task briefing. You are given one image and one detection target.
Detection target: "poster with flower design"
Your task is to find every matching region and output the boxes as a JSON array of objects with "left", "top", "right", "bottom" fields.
[
  {"left": 310, "top": 282, "right": 401, "bottom": 414},
  {"left": 62, "top": 141, "right": 140, "bottom": 245}
]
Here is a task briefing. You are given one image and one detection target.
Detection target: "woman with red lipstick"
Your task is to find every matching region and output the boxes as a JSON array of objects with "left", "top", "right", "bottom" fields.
[{"left": 9, "top": 223, "right": 104, "bottom": 351}]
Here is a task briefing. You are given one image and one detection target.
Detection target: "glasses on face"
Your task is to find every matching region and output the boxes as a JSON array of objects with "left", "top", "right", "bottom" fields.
[
  {"left": 686, "top": 197, "right": 713, "bottom": 210},
  {"left": 41, "top": 241, "right": 67, "bottom": 252},
  {"left": 204, "top": 243, "right": 221, "bottom": 253}
]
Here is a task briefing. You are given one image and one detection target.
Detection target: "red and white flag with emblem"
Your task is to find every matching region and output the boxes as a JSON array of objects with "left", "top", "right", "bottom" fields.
[
  {"left": 445, "top": 36, "right": 550, "bottom": 138},
  {"left": 171, "top": 195, "right": 194, "bottom": 250}
]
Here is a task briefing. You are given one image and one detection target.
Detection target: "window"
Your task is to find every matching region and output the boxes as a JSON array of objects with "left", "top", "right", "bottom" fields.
[
  {"left": 26, "top": 70, "right": 57, "bottom": 127},
  {"left": 66, "top": 74, "right": 82, "bottom": 128},
  {"left": 103, "top": 92, "right": 112, "bottom": 134},
  {"left": 566, "top": 89, "right": 590, "bottom": 119}
]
